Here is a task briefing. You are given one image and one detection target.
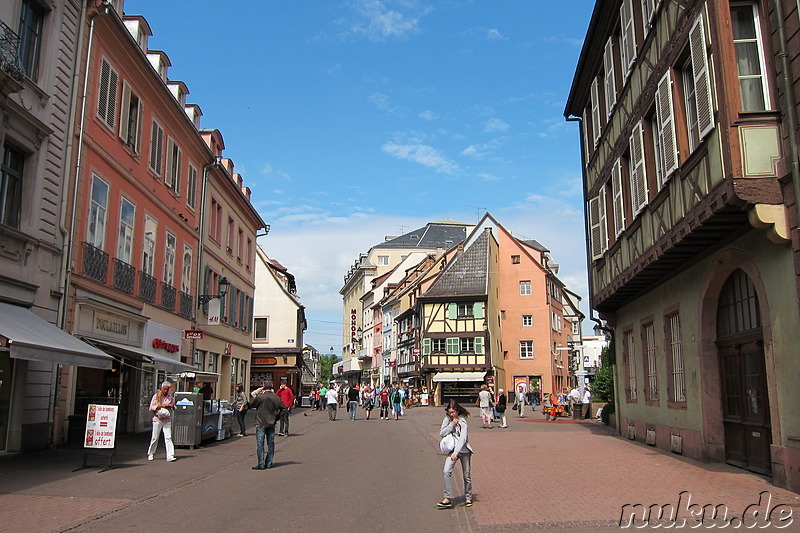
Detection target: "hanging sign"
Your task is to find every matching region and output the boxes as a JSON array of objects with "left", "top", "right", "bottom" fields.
[
  {"left": 84, "top": 404, "right": 118, "bottom": 449},
  {"left": 207, "top": 299, "right": 221, "bottom": 326}
]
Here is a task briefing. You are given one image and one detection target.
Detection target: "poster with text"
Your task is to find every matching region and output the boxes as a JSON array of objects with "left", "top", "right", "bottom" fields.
[{"left": 84, "top": 404, "right": 118, "bottom": 449}]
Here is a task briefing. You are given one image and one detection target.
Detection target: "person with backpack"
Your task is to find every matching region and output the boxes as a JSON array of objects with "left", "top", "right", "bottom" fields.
[{"left": 390, "top": 383, "right": 403, "bottom": 421}]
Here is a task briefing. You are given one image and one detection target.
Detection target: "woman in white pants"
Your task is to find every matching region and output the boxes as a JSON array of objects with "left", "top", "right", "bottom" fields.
[
  {"left": 437, "top": 400, "right": 474, "bottom": 509},
  {"left": 147, "top": 381, "right": 176, "bottom": 462}
]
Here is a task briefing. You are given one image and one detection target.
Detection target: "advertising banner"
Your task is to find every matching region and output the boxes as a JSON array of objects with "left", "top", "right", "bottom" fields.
[
  {"left": 207, "top": 299, "right": 221, "bottom": 326},
  {"left": 84, "top": 404, "right": 118, "bottom": 449}
]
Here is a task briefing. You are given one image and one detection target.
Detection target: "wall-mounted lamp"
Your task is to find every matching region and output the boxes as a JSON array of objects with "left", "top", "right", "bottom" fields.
[{"left": 197, "top": 276, "right": 230, "bottom": 306}]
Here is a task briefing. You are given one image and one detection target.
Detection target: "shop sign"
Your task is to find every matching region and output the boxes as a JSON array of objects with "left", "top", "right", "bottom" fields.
[
  {"left": 84, "top": 404, "right": 118, "bottom": 449},
  {"left": 413, "top": 348, "right": 421, "bottom": 354},
  {"left": 389, "top": 361, "right": 396, "bottom": 367},
  {"left": 252, "top": 356, "right": 278, "bottom": 365},
  {"left": 225, "top": 342, "right": 233, "bottom": 355},
  {"left": 184, "top": 330, "right": 203, "bottom": 339},
  {"left": 350, "top": 308, "right": 358, "bottom": 355},
  {"left": 207, "top": 299, "right": 221, "bottom": 326},
  {"left": 92, "top": 311, "right": 132, "bottom": 341},
  {"left": 152, "top": 338, "right": 180, "bottom": 353}
]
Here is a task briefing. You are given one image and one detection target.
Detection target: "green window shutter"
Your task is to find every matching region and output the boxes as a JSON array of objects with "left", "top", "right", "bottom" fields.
[
  {"left": 423, "top": 338, "right": 431, "bottom": 355},
  {"left": 446, "top": 338, "right": 458, "bottom": 355},
  {"left": 248, "top": 296, "right": 254, "bottom": 332},
  {"left": 448, "top": 303, "right": 457, "bottom": 320},
  {"left": 473, "top": 302, "right": 484, "bottom": 319},
  {"left": 240, "top": 294, "right": 247, "bottom": 330},
  {"left": 229, "top": 286, "right": 238, "bottom": 325},
  {"left": 475, "top": 337, "right": 484, "bottom": 354},
  {"left": 202, "top": 266, "right": 210, "bottom": 313}
]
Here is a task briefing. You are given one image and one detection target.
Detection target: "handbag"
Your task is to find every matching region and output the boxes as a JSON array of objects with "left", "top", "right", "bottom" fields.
[{"left": 512, "top": 403, "right": 518, "bottom": 411}]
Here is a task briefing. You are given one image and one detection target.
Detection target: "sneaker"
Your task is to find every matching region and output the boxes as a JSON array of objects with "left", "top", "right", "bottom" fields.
[
  {"left": 147, "top": 455, "right": 154, "bottom": 461},
  {"left": 166, "top": 457, "right": 176, "bottom": 462},
  {"left": 277, "top": 433, "right": 285, "bottom": 437}
]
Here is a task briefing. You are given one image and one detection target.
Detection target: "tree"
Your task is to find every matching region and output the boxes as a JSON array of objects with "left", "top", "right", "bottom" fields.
[
  {"left": 592, "top": 344, "right": 615, "bottom": 403},
  {"left": 319, "top": 353, "right": 338, "bottom": 383}
]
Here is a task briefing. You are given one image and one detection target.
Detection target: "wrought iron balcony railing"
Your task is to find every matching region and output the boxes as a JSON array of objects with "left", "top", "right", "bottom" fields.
[
  {"left": 82, "top": 242, "right": 108, "bottom": 283},
  {"left": 160, "top": 282, "right": 176, "bottom": 311},
  {"left": 0, "top": 20, "right": 25, "bottom": 81},
  {"left": 179, "top": 291, "right": 193, "bottom": 318},
  {"left": 139, "top": 271, "right": 156, "bottom": 303},
  {"left": 112, "top": 258, "right": 135, "bottom": 294}
]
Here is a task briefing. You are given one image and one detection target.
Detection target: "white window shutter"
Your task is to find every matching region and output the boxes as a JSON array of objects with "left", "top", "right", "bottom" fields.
[
  {"left": 119, "top": 81, "right": 131, "bottom": 142},
  {"left": 690, "top": 15, "right": 714, "bottom": 140},
  {"left": 656, "top": 71, "right": 678, "bottom": 186},
  {"left": 598, "top": 187, "right": 608, "bottom": 254},
  {"left": 165, "top": 137, "right": 174, "bottom": 187},
  {"left": 620, "top": 0, "right": 637, "bottom": 76},
  {"left": 591, "top": 77, "right": 602, "bottom": 145},
  {"left": 582, "top": 109, "right": 591, "bottom": 161},
  {"left": 612, "top": 158, "right": 626, "bottom": 236},
  {"left": 604, "top": 36, "right": 617, "bottom": 117},
  {"left": 590, "top": 195, "right": 602, "bottom": 260},
  {"left": 629, "top": 121, "right": 649, "bottom": 213}
]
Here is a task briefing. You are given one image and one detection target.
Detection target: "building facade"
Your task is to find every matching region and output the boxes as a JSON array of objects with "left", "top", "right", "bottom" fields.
[{"left": 566, "top": 0, "right": 800, "bottom": 490}]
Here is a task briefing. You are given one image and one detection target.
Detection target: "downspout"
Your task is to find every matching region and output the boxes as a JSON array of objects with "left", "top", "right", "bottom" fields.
[
  {"left": 194, "top": 157, "right": 221, "bottom": 321},
  {"left": 775, "top": 0, "right": 800, "bottom": 234}
]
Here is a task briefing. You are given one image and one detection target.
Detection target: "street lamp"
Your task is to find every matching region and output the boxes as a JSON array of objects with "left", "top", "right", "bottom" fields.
[{"left": 197, "top": 276, "right": 230, "bottom": 306}]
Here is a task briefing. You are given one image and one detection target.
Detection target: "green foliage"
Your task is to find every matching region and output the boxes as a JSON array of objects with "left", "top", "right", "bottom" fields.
[
  {"left": 319, "top": 354, "right": 338, "bottom": 383},
  {"left": 592, "top": 343, "right": 615, "bottom": 403}
]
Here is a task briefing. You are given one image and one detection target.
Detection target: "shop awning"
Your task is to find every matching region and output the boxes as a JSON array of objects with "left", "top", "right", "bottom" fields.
[
  {"left": 89, "top": 339, "right": 195, "bottom": 372},
  {"left": 0, "top": 302, "right": 113, "bottom": 369},
  {"left": 431, "top": 372, "right": 487, "bottom": 382}
]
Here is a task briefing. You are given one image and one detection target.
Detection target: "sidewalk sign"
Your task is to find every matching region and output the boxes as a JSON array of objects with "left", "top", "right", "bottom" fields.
[{"left": 80, "top": 404, "right": 118, "bottom": 471}]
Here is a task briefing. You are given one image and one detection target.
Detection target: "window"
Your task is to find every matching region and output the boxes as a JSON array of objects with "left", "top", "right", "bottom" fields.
[
  {"left": 163, "top": 232, "right": 176, "bottom": 286},
  {"left": 237, "top": 228, "right": 244, "bottom": 262},
  {"left": 653, "top": 71, "right": 678, "bottom": 189},
  {"left": 165, "top": 137, "right": 181, "bottom": 194},
  {"left": 246, "top": 238, "right": 253, "bottom": 268},
  {"left": 641, "top": 0, "right": 661, "bottom": 32},
  {"left": 187, "top": 164, "right": 197, "bottom": 209},
  {"left": 97, "top": 58, "right": 119, "bottom": 130},
  {"left": 456, "top": 303, "right": 473, "bottom": 317},
  {"left": 589, "top": 188, "right": 608, "bottom": 259},
  {"left": 620, "top": 0, "right": 637, "bottom": 78},
  {"left": 611, "top": 158, "right": 626, "bottom": 237},
  {"left": 511, "top": 255, "right": 520, "bottom": 264},
  {"left": 117, "top": 198, "right": 135, "bottom": 263},
  {"left": 731, "top": 2, "right": 771, "bottom": 111},
  {"left": 194, "top": 350, "right": 206, "bottom": 371},
  {"left": 572, "top": 321, "right": 581, "bottom": 336},
  {"left": 254, "top": 317, "right": 269, "bottom": 341},
  {"left": 519, "top": 340, "right": 534, "bottom": 359},
  {"left": 551, "top": 312, "right": 563, "bottom": 333},
  {"left": 519, "top": 281, "right": 531, "bottom": 295},
  {"left": 446, "top": 337, "right": 459, "bottom": 355},
  {"left": 0, "top": 144, "right": 24, "bottom": 229},
  {"left": 603, "top": 35, "right": 618, "bottom": 117},
  {"left": 590, "top": 76, "right": 603, "bottom": 145},
  {"left": 522, "top": 315, "right": 533, "bottom": 327},
  {"left": 460, "top": 337, "right": 475, "bottom": 353},
  {"left": 432, "top": 338, "right": 446, "bottom": 353},
  {"left": 207, "top": 353, "right": 219, "bottom": 373},
  {"left": 142, "top": 215, "right": 156, "bottom": 276},
  {"left": 227, "top": 217, "right": 235, "bottom": 252},
  {"left": 88, "top": 174, "right": 109, "bottom": 249},
  {"left": 624, "top": 329, "right": 637, "bottom": 401},
  {"left": 181, "top": 245, "right": 192, "bottom": 294},
  {"left": 629, "top": 121, "right": 649, "bottom": 214},
  {"left": 377, "top": 255, "right": 389, "bottom": 266},
  {"left": 119, "top": 82, "right": 143, "bottom": 153},
  {"left": 682, "top": 15, "right": 715, "bottom": 152},
  {"left": 665, "top": 312, "right": 685, "bottom": 403},
  {"left": 18, "top": 0, "right": 44, "bottom": 82},
  {"left": 643, "top": 322, "right": 658, "bottom": 401},
  {"left": 149, "top": 120, "right": 164, "bottom": 176}
]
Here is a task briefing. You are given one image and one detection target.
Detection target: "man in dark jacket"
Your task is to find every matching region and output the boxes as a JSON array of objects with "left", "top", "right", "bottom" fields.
[{"left": 249, "top": 380, "right": 286, "bottom": 470}]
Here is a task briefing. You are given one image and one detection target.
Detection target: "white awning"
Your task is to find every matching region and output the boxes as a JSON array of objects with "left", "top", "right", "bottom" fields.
[
  {"left": 431, "top": 372, "right": 487, "bottom": 382},
  {"left": 89, "top": 339, "right": 195, "bottom": 372},
  {"left": 0, "top": 302, "right": 113, "bottom": 369}
]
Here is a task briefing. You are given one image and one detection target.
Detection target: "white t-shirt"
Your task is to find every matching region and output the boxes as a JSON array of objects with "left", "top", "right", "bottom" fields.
[
  {"left": 326, "top": 388, "right": 338, "bottom": 404},
  {"left": 478, "top": 390, "right": 492, "bottom": 408},
  {"left": 569, "top": 388, "right": 581, "bottom": 403},
  {"left": 582, "top": 390, "right": 591, "bottom": 403}
]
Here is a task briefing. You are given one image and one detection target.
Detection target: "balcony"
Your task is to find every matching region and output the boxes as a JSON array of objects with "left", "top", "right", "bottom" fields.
[
  {"left": 0, "top": 20, "right": 25, "bottom": 82},
  {"left": 160, "top": 282, "right": 176, "bottom": 311},
  {"left": 179, "top": 291, "right": 193, "bottom": 318},
  {"left": 82, "top": 242, "right": 108, "bottom": 283},
  {"left": 112, "top": 258, "right": 135, "bottom": 294},
  {"left": 138, "top": 271, "right": 156, "bottom": 303}
]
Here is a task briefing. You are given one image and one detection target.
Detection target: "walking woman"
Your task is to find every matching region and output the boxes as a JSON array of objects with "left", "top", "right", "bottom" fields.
[
  {"left": 496, "top": 388, "right": 508, "bottom": 428},
  {"left": 234, "top": 384, "right": 248, "bottom": 436},
  {"left": 437, "top": 399, "right": 474, "bottom": 509},
  {"left": 147, "top": 381, "right": 176, "bottom": 462}
]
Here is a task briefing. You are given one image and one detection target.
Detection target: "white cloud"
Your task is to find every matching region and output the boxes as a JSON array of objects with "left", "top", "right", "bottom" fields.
[
  {"left": 382, "top": 142, "right": 458, "bottom": 174},
  {"left": 484, "top": 117, "right": 510, "bottom": 132},
  {"left": 368, "top": 92, "right": 396, "bottom": 112},
  {"left": 487, "top": 28, "right": 503, "bottom": 40},
  {"left": 419, "top": 110, "right": 439, "bottom": 121},
  {"left": 477, "top": 173, "right": 500, "bottom": 182},
  {"left": 342, "top": 0, "right": 430, "bottom": 42}
]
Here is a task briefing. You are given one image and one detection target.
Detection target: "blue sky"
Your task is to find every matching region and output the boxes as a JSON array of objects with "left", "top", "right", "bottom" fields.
[{"left": 124, "top": 0, "right": 595, "bottom": 354}]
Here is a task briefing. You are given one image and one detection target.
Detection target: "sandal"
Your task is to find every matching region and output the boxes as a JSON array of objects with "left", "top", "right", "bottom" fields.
[
  {"left": 436, "top": 500, "right": 454, "bottom": 509},
  {"left": 465, "top": 500, "right": 473, "bottom": 507}
]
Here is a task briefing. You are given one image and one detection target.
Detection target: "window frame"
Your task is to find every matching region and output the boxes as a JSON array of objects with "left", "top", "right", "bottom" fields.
[
  {"left": 18, "top": 0, "right": 45, "bottom": 82},
  {"left": 730, "top": 1, "right": 772, "bottom": 112},
  {"left": 519, "top": 340, "right": 534, "bottom": 359},
  {"left": 254, "top": 317, "right": 269, "bottom": 341},
  {"left": 149, "top": 119, "right": 164, "bottom": 176},
  {"left": 119, "top": 81, "right": 144, "bottom": 154},
  {"left": 522, "top": 315, "right": 533, "bottom": 327},
  {"left": 519, "top": 280, "right": 532, "bottom": 296},
  {"left": 665, "top": 310, "right": 686, "bottom": 405},
  {"left": 142, "top": 215, "right": 157, "bottom": 276},
  {"left": 87, "top": 174, "right": 109, "bottom": 249},
  {"left": 0, "top": 143, "right": 25, "bottom": 229},
  {"left": 642, "top": 320, "right": 659, "bottom": 404},
  {"left": 163, "top": 231, "right": 176, "bottom": 286},
  {"left": 181, "top": 245, "right": 192, "bottom": 294},
  {"left": 186, "top": 164, "right": 197, "bottom": 209},
  {"left": 117, "top": 196, "right": 135, "bottom": 264}
]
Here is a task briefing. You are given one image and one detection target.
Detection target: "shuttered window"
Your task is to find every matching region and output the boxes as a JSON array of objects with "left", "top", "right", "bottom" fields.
[
  {"left": 474, "top": 337, "right": 484, "bottom": 355},
  {"left": 620, "top": 0, "right": 637, "bottom": 77},
  {"left": 119, "top": 81, "right": 143, "bottom": 153},
  {"left": 446, "top": 337, "right": 459, "bottom": 355},
  {"left": 149, "top": 120, "right": 164, "bottom": 176},
  {"left": 590, "top": 77, "right": 602, "bottom": 145},
  {"left": 611, "top": 158, "right": 626, "bottom": 237},
  {"left": 97, "top": 58, "right": 118, "bottom": 130},
  {"left": 422, "top": 338, "right": 431, "bottom": 356},
  {"left": 654, "top": 71, "right": 678, "bottom": 188},
  {"left": 629, "top": 121, "right": 649, "bottom": 214},
  {"left": 589, "top": 189, "right": 608, "bottom": 260},
  {"left": 603, "top": 36, "right": 617, "bottom": 117},
  {"left": 689, "top": 15, "right": 714, "bottom": 141}
]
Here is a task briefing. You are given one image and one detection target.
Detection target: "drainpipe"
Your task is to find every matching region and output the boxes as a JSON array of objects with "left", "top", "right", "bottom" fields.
[
  {"left": 775, "top": 0, "right": 800, "bottom": 234},
  {"left": 193, "top": 156, "right": 222, "bottom": 344}
]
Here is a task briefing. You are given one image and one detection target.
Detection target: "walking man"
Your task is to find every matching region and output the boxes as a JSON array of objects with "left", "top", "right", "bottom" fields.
[
  {"left": 326, "top": 383, "right": 339, "bottom": 420},
  {"left": 276, "top": 382, "right": 295, "bottom": 436},
  {"left": 250, "top": 380, "right": 286, "bottom": 470},
  {"left": 347, "top": 383, "right": 359, "bottom": 420},
  {"left": 515, "top": 385, "right": 526, "bottom": 418}
]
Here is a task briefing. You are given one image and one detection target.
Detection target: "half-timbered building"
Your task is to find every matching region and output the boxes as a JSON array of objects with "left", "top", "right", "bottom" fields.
[{"left": 566, "top": 0, "right": 800, "bottom": 491}]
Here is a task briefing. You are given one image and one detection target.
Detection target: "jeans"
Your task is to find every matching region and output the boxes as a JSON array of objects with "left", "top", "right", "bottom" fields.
[
  {"left": 443, "top": 452, "right": 472, "bottom": 501},
  {"left": 327, "top": 403, "right": 337, "bottom": 420},
  {"left": 380, "top": 402, "right": 389, "bottom": 418},
  {"left": 279, "top": 408, "right": 290, "bottom": 434},
  {"left": 147, "top": 419, "right": 175, "bottom": 460},
  {"left": 236, "top": 409, "right": 247, "bottom": 435},
  {"left": 255, "top": 424, "right": 276, "bottom": 468},
  {"left": 348, "top": 401, "right": 358, "bottom": 420}
]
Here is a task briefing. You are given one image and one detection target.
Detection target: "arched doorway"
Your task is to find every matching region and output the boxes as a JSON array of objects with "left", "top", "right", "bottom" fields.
[{"left": 716, "top": 269, "right": 771, "bottom": 475}]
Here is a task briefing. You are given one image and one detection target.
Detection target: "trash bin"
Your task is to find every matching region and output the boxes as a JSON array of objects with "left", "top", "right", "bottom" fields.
[
  {"left": 173, "top": 393, "right": 203, "bottom": 448},
  {"left": 572, "top": 403, "right": 584, "bottom": 420},
  {"left": 217, "top": 400, "right": 233, "bottom": 440}
]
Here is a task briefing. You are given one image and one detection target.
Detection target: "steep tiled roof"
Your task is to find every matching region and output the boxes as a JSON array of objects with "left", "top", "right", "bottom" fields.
[
  {"left": 424, "top": 230, "right": 490, "bottom": 297},
  {"left": 520, "top": 239, "right": 548, "bottom": 251},
  {"left": 375, "top": 221, "right": 470, "bottom": 249}
]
